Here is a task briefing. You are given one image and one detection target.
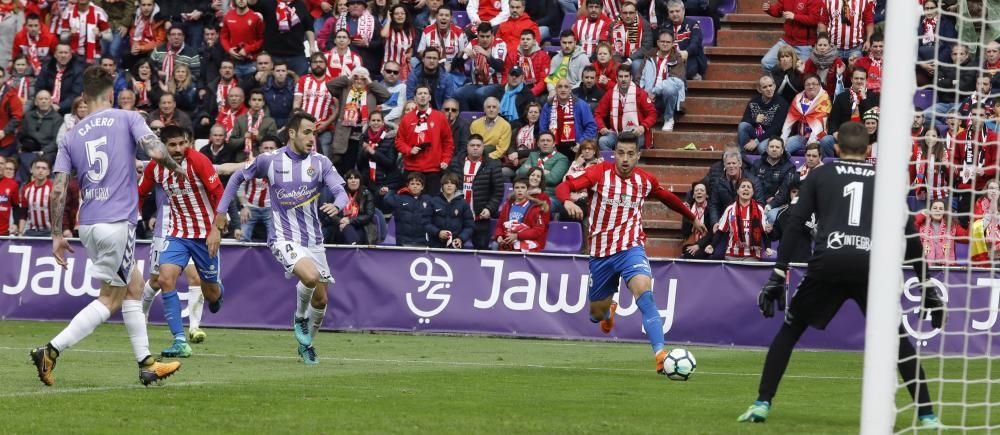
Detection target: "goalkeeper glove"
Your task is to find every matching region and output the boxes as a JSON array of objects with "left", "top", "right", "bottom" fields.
[
  {"left": 758, "top": 268, "right": 787, "bottom": 318},
  {"left": 920, "top": 283, "right": 946, "bottom": 329}
]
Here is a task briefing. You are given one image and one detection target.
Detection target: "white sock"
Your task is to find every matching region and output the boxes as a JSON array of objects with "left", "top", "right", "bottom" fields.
[
  {"left": 142, "top": 281, "right": 159, "bottom": 318},
  {"left": 295, "top": 282, "right": 314, "bottom": 319},
  {"left": 188, "top": 286, "right": 204, "bottom": 331},
  {"left": 50, "top": 300, "right": 111, "bottom": 352},
  {"left": 308, "top": 304, "right": 326, "bottom": 338},
  {"left": 121, "top": 300, "right": 151, "bottom": 363}
]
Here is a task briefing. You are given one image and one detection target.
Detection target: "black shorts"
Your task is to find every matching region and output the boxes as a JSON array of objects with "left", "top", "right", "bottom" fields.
[{"left": 786, "top": 274, "right": 868, "bottom": 330}]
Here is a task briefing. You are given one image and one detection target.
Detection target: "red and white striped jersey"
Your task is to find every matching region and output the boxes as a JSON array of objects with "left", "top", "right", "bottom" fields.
[
  {"left": 821, "top": 0, "right": 875, "bottom": 50},
  {"left": 384, "top": 28, "right": 414, "bottom": 67},
  {"left": 717, "top": 201, "right": 767, "bottom": 258},
  {"left": 138, "top": 147, "right": 224, "bottom": 239},
  {"left": 556, "top": 161, "right": 695, "bottom": 258},
  {"left": 325, "top": 48, "right": 363, "bottom": 78},
  {"left": 577, "top": 0, "right": 620, "bottom": 18},
  {"left": 295, "top": 74, "right": 334, "bottom": 124},
  {"left": 242, "top": 177, "right": 270, "bottom": 208},
  {"left": 20, "top": 180, "right": 52, "bottom": 231},
  {"left": 573, "top": 15, "right": 612, "bottom": 57},
  {"left": 417, "top": 24, "right": 467, "bottom": 62},
  {"left": 468, "top": 38, "right": 508, "bottom": 85}
]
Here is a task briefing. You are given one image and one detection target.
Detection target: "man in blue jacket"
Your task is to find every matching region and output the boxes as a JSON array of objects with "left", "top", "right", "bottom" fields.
[{"left": 407, "top": 47, "right": 457, "bottom": 110}]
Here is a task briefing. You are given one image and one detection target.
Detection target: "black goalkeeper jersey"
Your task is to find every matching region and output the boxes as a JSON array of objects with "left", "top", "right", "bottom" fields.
[{"left": 778, "top": 159, "right": 877, "bottom": 279}]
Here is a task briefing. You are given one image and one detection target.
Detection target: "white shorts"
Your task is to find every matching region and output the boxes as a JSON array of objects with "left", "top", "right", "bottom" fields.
[
  {"left": 79, "top": 222, "right": 136, "bottom": 287},
  {"left": 148, "top": 236, "right": 196, "bottom": 276},
  {"left": 269, "top": 241, "right": 332, "bottom": 283}
]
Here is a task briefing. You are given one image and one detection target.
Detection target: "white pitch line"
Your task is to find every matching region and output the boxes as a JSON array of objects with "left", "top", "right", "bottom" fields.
[
  {"left": 0, "top": 346, "right": 863, "bottom": 381},
  {"left": 0, "top": 381, "right": 217, "bottom": 398}
]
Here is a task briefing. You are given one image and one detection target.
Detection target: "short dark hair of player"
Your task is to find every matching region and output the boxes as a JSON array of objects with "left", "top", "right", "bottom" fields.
[
  {"left": 837, "top": 122, "right": 868, "bottom": 156},
  {"left": 441, "top": 172, "right": 461, "bottom": 187},
  {"left": 406, "top": 171, "right": 425, "bottom": 186},
  {"left": 82, "top": 65, "right": 114, "bottom": 101},
  {"left": 160, "top": 125, "right": 192, "bottom": 143},
  {"left": 559, "top": 30, "right": 576, "bottom": 41},
  {"left": 804, "top": 142, "right": 821, "bottom": 155},
  {"left": 469, "top": 133, "right": 484, "bottom": 143},
  {"left": 287, "top": 111, "right": 317, "bottom": 134},
  {"left": 616, "top": 63, "right": 631, "bottom": 76},
  {"left": 476, "top": 22, "right": 492, "bottom": 35},
  {"left": 512, "top": 176, "right": 530, "bottom": 188},
  {"left": 617, "top": 131, "right": 640, "bottom": 149}
]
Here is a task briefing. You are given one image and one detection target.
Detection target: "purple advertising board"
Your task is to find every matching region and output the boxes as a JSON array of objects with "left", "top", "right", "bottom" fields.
[{"left": 1, "top": 238, "right": 997, "bottom": 355}]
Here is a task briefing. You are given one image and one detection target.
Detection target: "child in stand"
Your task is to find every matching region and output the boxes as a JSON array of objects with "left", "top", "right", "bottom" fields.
[
  {"left": 495, "top": 177, "right": 549, "bottom": 252},
  {"left": 384, "top": 172, "right": 432, "bottom": 247},
  {"left": 914, "top": 198, "right": 969, "bottom": 266},
  {"left": 427, "top": 173, "right": 475, "bottom": 249}
]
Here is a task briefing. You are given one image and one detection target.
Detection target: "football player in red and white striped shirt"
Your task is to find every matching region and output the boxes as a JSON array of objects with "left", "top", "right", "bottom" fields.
[
  {"left": 556, "top": 132, "right": 705, "bottom": 375},
  {"left": 19, "top": 158, "right": 53, "bottom": 237},
  {"left": 818, "top": 0, "right": 874, "bottom": 59},
  {"left": 712, "top": 178, "right": 771, "bottom": 260},
  {"left": 295, "top": 53, "right": 336, "bottom": 155},
  {"left": 573, "top": 0, "right": 612, "bottom": 57},
  {"left": 137, "top": 126, "right": 225, "bottom": 358}
]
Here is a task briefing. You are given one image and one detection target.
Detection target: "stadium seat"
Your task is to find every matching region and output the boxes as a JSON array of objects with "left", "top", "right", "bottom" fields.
[
  {"left": 690, "top": 16, "right": 715, "bottom": 47},
  {"left": 194, "top": 138, "right": 209, "bottom": 150},
  {"left": 382, "top": 217, "right": 396, "bottom": 246},
  {"left": 501, "top": 182, "right": 513, "bottom": 205},
  {"left": 717, "top": 0, "right": 737, "bottom": 15},
  {"left": 600, "top": 150, "right": 615, "bottom": 162},
  {"left": 913, "top": 88, "right": 934, "bottom": 110},
  {"left": 544, "top": 45, "right": 561, "bottom": 56},
  {"left": 554, "top": 14, "right": 576, "bottom": 44},
  {"left": 955, "top": 242, "right": 970, "bottom": 264},
  {"left": 459, "top": 111, "right": 484, "bottom": 124},
  {"left": 545, "top": 222, "right": 584, "bottom": 253},
  {"left": 453, "top": 11, "right": 470, "bottom": 30},
  {"left": 373, "top": 209, "right": 388, "bottom": 243}
]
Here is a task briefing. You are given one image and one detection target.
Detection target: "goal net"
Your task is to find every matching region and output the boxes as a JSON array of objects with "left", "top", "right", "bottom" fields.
[{"left": 864, "top": 0, "right": 1000, "bottom": 433}]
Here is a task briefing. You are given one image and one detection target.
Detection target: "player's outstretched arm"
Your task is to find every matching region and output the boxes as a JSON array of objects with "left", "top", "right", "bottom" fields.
[
  {"left": 139, "top": 133, "right": 184, "bottom": 179},
  {"left": 208, "top": 167, "right": 252, "bottom": 256},
  {"left": 49, "top": 172, "right": 74, "bottom": 268},
  {"left": 556, "top": 171, "right": 597, "bottom": 220}
]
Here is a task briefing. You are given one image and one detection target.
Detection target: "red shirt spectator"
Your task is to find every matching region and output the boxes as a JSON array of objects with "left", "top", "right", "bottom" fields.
[
  {"left": 221, "top": 0, "right": 266, "bottom": 61},
  {"left": 0, "top": 77, "right": 24, "bottom": 151},
  {"left": 396, "top": 97, "right": 454, "bottom": 173},
  {"left": 13, "top": 15, "right": 59, "bottom": 74},
  {"left": 494, "top": 186, "right": 548, "bottom": 252},
  {"left": 503, "top": 32, "right": 549, "bottom": 96},
  {"left": 467, "top": 0, "right": 510, "bottom": 27},
  {"left": 818, "top": 0, "right": 874, "bottom": 51},
  {"left": 51, "top": 0, "right": 110, "bottom": 63},
  {"left": 594, "top": 79, "right": 657, "bottom": 147},
  {"left": 953, "top": 126, "right": 999, "bottom": 192},
  {"left": 128, "top": 0, "right": 166, "bottom": 58},
  {"left": 854, "top": 39, "right": 884, "bottom": 93},
  {"left": 495, "top": 0, "right": 539, "bottom": 50},
  {"left": 0, "top": 174, "right": 19, "bottom": 236},
  {"left": 765, "top": 0, "right": 824, "bottom": 47}
]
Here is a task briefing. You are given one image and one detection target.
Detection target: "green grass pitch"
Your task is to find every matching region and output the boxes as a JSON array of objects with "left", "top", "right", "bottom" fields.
[{"left": 0, "top": 320, "right": 995, "bottom": 434}]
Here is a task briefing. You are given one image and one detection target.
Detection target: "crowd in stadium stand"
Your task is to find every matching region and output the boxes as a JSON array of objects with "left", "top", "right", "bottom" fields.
[{"left": 0, "top": 0, "right": 998, "bottom": 260}]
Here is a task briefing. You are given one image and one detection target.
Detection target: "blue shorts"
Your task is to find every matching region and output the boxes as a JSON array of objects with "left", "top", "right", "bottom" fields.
[
  {"left": 160, "top": 237, "right": 220, "bottom": 283},
  {"left": 588, "top": 246, "right": 652, "bottom": 302}
]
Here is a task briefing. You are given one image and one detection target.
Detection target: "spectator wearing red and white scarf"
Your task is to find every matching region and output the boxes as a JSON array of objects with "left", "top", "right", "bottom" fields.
[
  {"left": 327, "top": 67, "right": 389, "bottom": 169},
  {"left": 215, "top": 86, "right": 248, "bottom": 137},
  {"left": 0, "top": 69, "right": 24, "bottom": 153},
  {"left": 853, "top": 33, "right": 884, "bottom": 94},
  {"left": 125, "top": 0, "right": 165, "bottom": 65},
  {"left": 13, "top": 14, "right": 59, "bottom": 75},
  {"left": 395, "top": 84, "right": 455, "bottom": 195},
  {"left": 467, "top": 0, "right": 510, "bottom": 28},
  {"left": 502, "top": 30, "right": 549, "bottom": 97},
  {"left": 250, "top": 0, "right": 317, "bottom": 76},
  {"left": 454, "top": 22, "right": 507, "bottom": 111},
  {"left": 640, "top": 31, "right": 687, "bottom": 132},
  {"left": 330, "top": 0, "right": 380, "bottom": 73},
  {"left": 495, "top": 0, "right": 539, "bottom": 50},
  {"left": 817, "top": 0, "right": 874, "bottom": 59},
  {"left": 711, "top": 178, "right": 771, "bottom": 261},
  {"left": 594, "top": 65, "right": 656, "bottom": 150},
  {"left": 446, "top": 136, "right": 504, "bottom": 249},
  {"left": 150, "top": 27, "right": 203, "bottom": 85},
  {"left": 18, "top": 158, "right": 52, "bottom": 237},
  {"left": 51, "top": 0, "right": 110, "bottom": 63},
  {"left": 416, "top": 7, "right": 467, "bottom": 65},
  {"left": 228, "top": 89, "right": 277, "bottom": 159},
  {"left": 609, "top": 2, "right": 652, "bottom": 78},
  {"left": 35, "top": 42, "right": 85, "bottom": 114},
  {"left": 6, "top": 57, "right": 34, "bottom": 112},
  {"left": 324, "top": 29, "right": 363, "bottom": 78}
]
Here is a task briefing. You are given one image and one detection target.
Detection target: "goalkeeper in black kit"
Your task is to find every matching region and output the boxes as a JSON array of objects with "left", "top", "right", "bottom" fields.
[{"left": 736, "top": 122, "right": 945, "bottom": 429}]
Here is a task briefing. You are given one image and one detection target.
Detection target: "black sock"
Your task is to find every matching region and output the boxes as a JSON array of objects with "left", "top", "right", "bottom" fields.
[
  {"left": 897, "top": 326, "right": 935, "bottom": 417},
  {"left": 756, "top": 320, "right": 808, "bottom": 404}
]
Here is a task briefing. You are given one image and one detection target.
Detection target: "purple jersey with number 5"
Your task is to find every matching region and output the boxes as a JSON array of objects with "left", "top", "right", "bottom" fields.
[{"left": 53, "top": 109, "right": 153, "bottom": 226}]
